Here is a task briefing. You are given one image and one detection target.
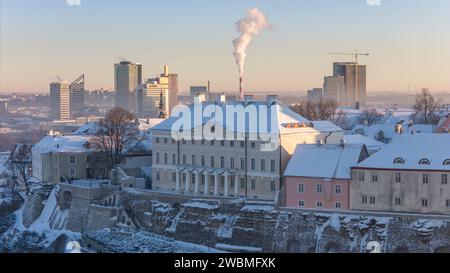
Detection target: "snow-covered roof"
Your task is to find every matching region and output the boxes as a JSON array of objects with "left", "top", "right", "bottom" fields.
[
  {"left": 152, "top": 102, "right": 343, "bottom": 135},
  {"left": 284, "top": 144, "right": 365, "bottom": 179},
  {"left": 74, "top": 119, "right": 165, "bottom": 135},
  {"left": 352, "top": 123, "right": 434, "bottom": 140},
  {"left": 355, "top": 134, "right": 450, "bottom": 171},
  {"left": 33, "top": 135, "right": 94, "bottom": 154},
  {"left": 344, "top": 134, "right": 385, "bottom": 151}
]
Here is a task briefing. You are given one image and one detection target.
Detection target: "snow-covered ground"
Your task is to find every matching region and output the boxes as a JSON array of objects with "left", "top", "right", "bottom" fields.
[{"left": 85, "top": 228, "right": 226, "bottom": 253}]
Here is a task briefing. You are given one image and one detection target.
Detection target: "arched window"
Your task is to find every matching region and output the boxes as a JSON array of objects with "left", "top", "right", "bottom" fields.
[
  {"left": 443, "top": 159, "right": 450, "bottom": 166},
  {"left": 419, "top": 158, "right": 431, "bottom": 165},
  {"left": 393, "top": 158, "right": 405, "bottom": 165}
]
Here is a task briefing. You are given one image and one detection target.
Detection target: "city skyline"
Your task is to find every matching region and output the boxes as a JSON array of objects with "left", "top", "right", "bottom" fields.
[{"left": 1, "top": 0, "right": 450, "bottom": 94}]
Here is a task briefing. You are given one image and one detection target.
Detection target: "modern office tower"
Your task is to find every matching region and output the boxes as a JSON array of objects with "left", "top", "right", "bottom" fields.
[
  {"left": 114, "top": 61, "right": 140, "bottom": 111},
  {"left": 190, "top": 86, "right": 208, "bottom": 97},
  {"left": 69, "top": 74, "right": 85, "bottom": 113},
  {"left": 50, "top": 82, "right": 70, "bottom": 120},
  {"left": 135, "top": 78, "right": 169, "bottom": 118},
  {"left": 0, "top": 100, "right": 8, "bottom": 113},
  {"left": 159, "top": 65, "right": 178, "bottom": 115},
  {"left": 323, "top": 76, "right": 346, "bottom": 105},
  {"left": 333, "top": 62, "right": 367, "bottom": 109},
  {"left": 307, "top": 88, "right": 323, "bottom": 103}
]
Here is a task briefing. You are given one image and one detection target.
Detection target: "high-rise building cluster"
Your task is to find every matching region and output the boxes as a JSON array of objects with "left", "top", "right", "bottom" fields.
[{"left": 50, "top": 74, "right": 86, "bottom": 121}]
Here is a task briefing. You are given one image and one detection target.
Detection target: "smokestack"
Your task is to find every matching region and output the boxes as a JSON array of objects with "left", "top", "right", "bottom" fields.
[
  {"left": 163, "top": 65, "right": 169, "bottom": 76},
  {"left": 239, "top": 77, "right": 244, "bottom": 101}
]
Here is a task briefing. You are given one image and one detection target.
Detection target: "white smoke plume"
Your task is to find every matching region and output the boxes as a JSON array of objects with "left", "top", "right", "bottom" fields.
[{"left": 233, "top": 8, "right": 272, "bottom": 77}]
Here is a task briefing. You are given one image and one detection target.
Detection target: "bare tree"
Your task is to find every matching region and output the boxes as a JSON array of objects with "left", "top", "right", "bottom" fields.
[
  {"left": 411, "top": 89, "right": 442, "bottom": 125},
  {"left": 291, "top": 98, "right": 346, "bottom": 126},
  {"left": 91, "top": 107, "right": 142, "bottom": 170},
  {"left": 331, "top": 110, "right": 349, "bottom": 129},
  {"left": 8, "top": 143, "right": 33, "bottom": 196},
  {"left": 358, "top": 108, "right": 383, "bottom": 126}
]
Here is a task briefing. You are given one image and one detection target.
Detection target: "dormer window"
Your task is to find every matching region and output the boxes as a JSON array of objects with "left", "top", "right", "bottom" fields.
[
  {"left": 419, "top": 158, "right": 430, "bottom": 165},
  {"left": 393, "top": 158, "right": 405, "bottom": 165},
  {"left": 443, "top": 159, "right": 450, "bottom": 166}
]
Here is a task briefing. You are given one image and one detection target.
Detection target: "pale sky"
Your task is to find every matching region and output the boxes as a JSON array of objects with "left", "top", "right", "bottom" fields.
[{"left": 1, "top": 0, "right": 449, "bottom": 94}]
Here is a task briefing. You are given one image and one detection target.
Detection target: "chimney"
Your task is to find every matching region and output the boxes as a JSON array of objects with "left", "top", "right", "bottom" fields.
[
  {"left": 163, "top": 65, "right": 169, "bottom": 76},
  {"left": 239, "top": 77, "right": 244, "bottom": 101}
]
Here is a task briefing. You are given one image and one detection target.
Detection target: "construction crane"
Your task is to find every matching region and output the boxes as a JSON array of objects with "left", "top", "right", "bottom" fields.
[{"left": 327, "top": 49, "right": 370, "bottom": 63}]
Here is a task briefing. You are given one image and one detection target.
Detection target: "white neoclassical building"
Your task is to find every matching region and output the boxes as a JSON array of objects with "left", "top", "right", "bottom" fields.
[{"left": 151, "top": 96, "right": 344, "bottom": 201}]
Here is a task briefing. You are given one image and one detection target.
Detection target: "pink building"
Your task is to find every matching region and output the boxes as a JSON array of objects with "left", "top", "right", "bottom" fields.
[{"left": 284, "top": 143, "right": 368, "bottom": 210}]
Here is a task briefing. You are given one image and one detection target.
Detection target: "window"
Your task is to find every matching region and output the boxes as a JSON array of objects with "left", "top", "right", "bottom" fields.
[
  {"left": 335, "top": 203, "right": 341, "bottom": 209},
  {"left": 182, "top": 140, "right": 186, "bottom": 145},
  {"left": 362, "top": 196, "right": 368, "bottom": 204},
  {"left": 182, "top": 154, "right": 187, "bottom": 165},
  {"left": 201, "top": 175, "right": 205, "bottom": 185},
  {"left": 230, "top": 177, "right": 235, "bottom": 189},
  {"left": 220, "top": 156, "right": 225, "bottom": 168},
  {"left": 422, "top": 173, "right": 429, "bottom": 184},
  {"left": 421, "top": 199, "right": 428, "bottom": 207},
  {"left": 172, "top": 154, "right": 176, "bottom": 165},
  {"left": 395, "top": 173, "right": 401, "bottom": 183},
  {"left": 191, "top": 174, "right": 196, "bottom": 184},
  {"left": 316, "top": 201, "right": 323, "bottom": 208},
  {"left": 444, "top": 159, "right": 450, "bottom": 166},
  {"left": 359, "top": 172, "right": 365, "bottom": 182},
  {"left": 230, "top": 157, "right": 235, "bottom": 169},
  {"left": 69, "top": 156, "right": 75, "bottom": 164},
  {"left": 251, "top": 158, "right": 256, "bottom": 171},
  {"left": 271, "top": 181, "right": 276, "bottom": 192},
  {"left": 230, "top": 141, "right": 235, "bottom": 147},
  {"left": 251, "top": 142, "right": 256, "bottom": 149},
  {"left": 298, "top": 201, "right": 305, "bottom": 207},
  {"left": 201, "top": 155, "right": 205, "bottom": 167},
  {"left": 298, "top": 183, "right": 304, "bottom": 193},
  {"left": 220, "top": 140, "right": 225, "bottom": 146},
  {"left": 156, "top": 137, "right": 160, "bottom": 143},
  {"left": 446, "top": 199, "right": 450, "bottom": 208},
  {"left": 86, "top": 156, "right": 91, "bottom": 163},
  {"left": 210, "top": 140, "right": 215, "bottom": 146},
  {"left": 316, "top": 184, "right": 323, "bottom": 193},
  {"left": 395, "top": 198, "right": 401, "bottom": 206},
  {"left": 164, "top": 153, "right": 168, "bottom": 164},
  {"left": 220, "top": 176, "right": 225, "bottom": 187},
  {"left": 261, "top": 159, "right": 266, "bottom": 171},
  {"left": 419, "top": 158, "right": 431, "bottom": 165},
  {"left": 369, "top": 196, "right": 376, "bottom": 204},
  {"left": 70, "top": 168, "right": 75, "bottom": 177},
  {"left": 172, "top": 172, "right": 176, "bottom": 182},
  {"left": 156, "top": 153, "right": 160, "bottom": 164},
  {"left": 335, "top": 185, "right": 341, "bottom": 194},
  {"left": 240, "top": 158, "right": 245, "bottom": 170},
  {"left": 164, "top": 138, "right": 168, "bottom": 144},
  {"left": 442, "top": 174, "right": 448, "bottom": 185},
  {"left": 240, "top": 178, "right": 245, "bottom": 189},
  {"left": 372, "top": 175, "right": 378, "bottom": 182},
  {"left": 251, "top": 179, "right": 256, "bottom": 190},
  {"left": 156, "top": 171, "right": 161, "bottom": 181},
  {"left": 210, "top": 156, "right": 215, "bottom": 168},
  {"left": 240, "top": 141, "right": 244, "bottom": 148},
  {"left": 201, "top": 140, "right": 205, "bottom": 145},
  {"left": 271, "top": 160, "right": 276, "bottom": 172},
  {"left": 182, "top": 173, "right": 186, "bottom": 183},
  {"left": 191, "top": 155, "right": 196, "bottom": 166},
  {"left": 393, "top": 158, "right": 405, "bottom": 165}
]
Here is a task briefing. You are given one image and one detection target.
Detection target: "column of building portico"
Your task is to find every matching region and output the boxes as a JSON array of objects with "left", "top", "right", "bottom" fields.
[
  {"left": 175, "top": 171, "right": 180, "bottom": 192},
  {"left": 234, "top": 175, "right": 239, "bottom": 196},
  {"left": 184, "top": 171, "right": 190, "bottom": 193},
  {"left": 224, "top": 174, "right": 229, "bottom": 196},
  {"left": 194, "top": 172, "right": 200, "bottom": 194},
  {"left": 214, "top": 174, "right": 219, "bottom": 196},
  {"left": 204, "top": 174, "right": 209, "bottom": 195}
]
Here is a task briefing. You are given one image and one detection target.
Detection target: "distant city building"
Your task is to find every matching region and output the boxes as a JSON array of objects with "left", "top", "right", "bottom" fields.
[
  {"left": 190, "top": 86, "right": 208, "bottom": 97},
  {"left": 50, "top": 82, "right": 70, "bottom": 120},
  {"left": 135, "top": 66, "right": 178, "bottom": 118},
  {"left": 307, "top": 88, "right": 323, "bottom": 103},
  {"left": 115, "top": 61, "right": 141, "bottom": 111},
  {"left": 351, "top": 134, "right": 450, "bottom": 215},
  {"left": 333, "top": 62, "right": 367, "bottom": 109},
  {"left": 69, "top": 74, "right": 86, "bottom": 113},
  {"left": 0, "top": 100, "right": 8, "bottom": 113},
  {"left": 323, "top": 76, "right": 346, "bottom": 105}
]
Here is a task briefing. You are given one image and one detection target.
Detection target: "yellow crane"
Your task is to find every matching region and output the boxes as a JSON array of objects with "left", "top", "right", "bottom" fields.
[{"left": 327, "top": 49, "right": 370, "bottom": 63}]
